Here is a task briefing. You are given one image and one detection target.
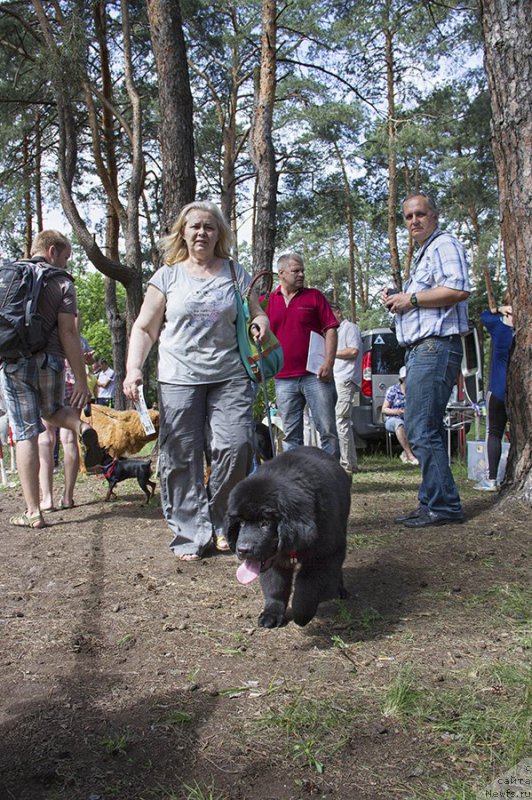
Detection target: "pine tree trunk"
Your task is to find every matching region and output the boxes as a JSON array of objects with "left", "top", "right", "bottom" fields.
[
  {"left": 94, "top": 0, "right": 127, "bottom": 409},
  {"left": 34, "top": 112, "right": 43, "bottom": 232},
  {"left": 385, "top": 27, "right": 402, "bottom": 290},
  {"left": 480, "top": 0, "right": 532, "bottom": 504},
  {"left": 147, "top": 0, "right": 196, "bottom": 234},
  {"left": 250, "top": 0, "right": 277, "bottom": 274},
  {"left": 333, "top": 142, "right": 357, "bottom": 321},
  {"left": 22, "top": 133, "right": 32, "bottom": 257}
]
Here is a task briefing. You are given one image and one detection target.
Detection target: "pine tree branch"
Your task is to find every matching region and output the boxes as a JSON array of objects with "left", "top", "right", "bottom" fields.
[{"left": 279, "top": 57, "right": 384, "bottom": 117}]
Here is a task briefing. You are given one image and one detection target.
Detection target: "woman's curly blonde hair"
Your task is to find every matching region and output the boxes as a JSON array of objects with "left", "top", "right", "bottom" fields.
[{"left": 160, "top": 201, "right": 233, "bottom": 264}]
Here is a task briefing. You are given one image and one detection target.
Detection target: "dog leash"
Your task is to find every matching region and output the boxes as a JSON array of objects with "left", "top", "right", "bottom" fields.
[{"left": 251, "top": 324, "right": 277, "bottom": 458}]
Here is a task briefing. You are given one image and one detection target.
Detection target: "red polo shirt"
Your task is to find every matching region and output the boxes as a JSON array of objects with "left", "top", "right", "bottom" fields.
[{"left": 266, "top": 287, "right": 338, "bottom": 378}]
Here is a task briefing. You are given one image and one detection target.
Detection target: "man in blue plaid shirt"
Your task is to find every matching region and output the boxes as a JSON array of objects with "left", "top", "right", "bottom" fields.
[{"left": 382, "top": 192, "right": 470, "bottom": 528}]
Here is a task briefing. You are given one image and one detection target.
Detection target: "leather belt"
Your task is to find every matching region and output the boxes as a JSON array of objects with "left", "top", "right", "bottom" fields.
[{"left": 408, "top": 333, "right": 461, "bottom": 349}]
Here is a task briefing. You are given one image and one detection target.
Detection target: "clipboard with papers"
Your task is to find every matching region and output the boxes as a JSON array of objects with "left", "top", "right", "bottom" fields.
[{"left": 306, "top": 331, "right": 325, "bottom": 374}]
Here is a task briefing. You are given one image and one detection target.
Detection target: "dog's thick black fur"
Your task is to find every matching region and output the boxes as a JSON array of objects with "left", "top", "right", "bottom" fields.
[
  {"left": 224, "top": 446, "right": 351, "bottom": 628},
  {"left": 100, "top": 453, "right": 156, "bottom": 504},
  {"left": 254, "top": 420, "right": 274, "bottom": 462}
]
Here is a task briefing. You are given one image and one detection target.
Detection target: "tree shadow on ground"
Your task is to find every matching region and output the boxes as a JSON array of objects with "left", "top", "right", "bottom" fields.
[
  {"left": 0, "top": 524, "right": 218, "bottom": 800},
  {"left": 292, "top": 557, "right": 426, "bottom": 650}
]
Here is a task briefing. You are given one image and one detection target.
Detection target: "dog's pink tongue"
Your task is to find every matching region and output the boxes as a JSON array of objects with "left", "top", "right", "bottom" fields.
[{"left": 236, "top": 559, "right": 261, "bottom": 585}]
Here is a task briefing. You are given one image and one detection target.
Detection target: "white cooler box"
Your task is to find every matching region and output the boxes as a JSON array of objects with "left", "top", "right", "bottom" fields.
[{"left": 467, "top": 440, "right": 510, "bottom": 482}]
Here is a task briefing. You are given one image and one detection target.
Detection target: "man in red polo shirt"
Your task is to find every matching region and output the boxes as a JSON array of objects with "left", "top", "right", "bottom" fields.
[{"left": 266, "top": 253, "right": 340, "bottom": 458}]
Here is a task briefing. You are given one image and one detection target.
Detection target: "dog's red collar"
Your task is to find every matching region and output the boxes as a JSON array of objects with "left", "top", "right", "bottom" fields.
[{"left": 102, "top": 459, "right": 117, "bottom": 479}]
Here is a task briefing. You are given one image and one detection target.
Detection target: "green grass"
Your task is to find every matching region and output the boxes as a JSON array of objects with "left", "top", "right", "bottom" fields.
[
  {"left": 333, "top": 599, "right": 357, "bottom": 629},
  {"left": 182, "top": 782, "right": 226, "bottom": 800},
  {"left": 411, "top": 783, "right": 479, "bottom": 800},
  {"left": 517, "top": 630, "right": 532, "bottom": 649},
  {"left": 254, "top": 689, "right": 357, "bottom": 771},
  {"left": 333, "top": 599, "right": 384, "bottom": 634},
  {"left": 377, "top": 660, "right": 530, "bottom": 795},
  {"left": 347, "top": 532, "right": 390, "bottom": 549},
  {"left": 420, "top": 681, "right": 530, "bottom": 767},
  {"left": 465, "top": 583, "right": 531, "bottom": 626},
  {"left": 116, "top": 632, "right": 135, "bottom": 647},
  {"left": 149, "top": 784, "right": 226, "bottom": 800},
  {"left": 154, "top": 709, "right": 194, "bottom": 727},
  {"left": 331, "top": 635, "right": 359, "bottom": 671},
  {"left": 214, "top": 645, "right": 246, "bottom": 656},
  {"left": 100, "top": 731, "right": 130, "bottom": 755},
  {"left": 186, "top": 668, "right": 200, "bottom": 684},
  {"left": 136, "top": 440, "right": 159, "bottom": 457},
  {"left": 291, "top": 738, "right": 325, "bottom": 773},
  {"left": 255, "top": 691, "right": 333, "bottom": 735},
  {"left": 359, "top": 606, "right": 383, "bottom": 630},
  {"left": 484, "top": 662, "right": 531, "bottom": 686},
  {"left": 382, "top": 664, "right": 421, "bottom": 718}
]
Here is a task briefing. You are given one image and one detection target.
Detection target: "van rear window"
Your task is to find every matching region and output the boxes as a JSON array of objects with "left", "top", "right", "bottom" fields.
[{"left": 371, "top": 341, "right": 405, "bottom": 374}]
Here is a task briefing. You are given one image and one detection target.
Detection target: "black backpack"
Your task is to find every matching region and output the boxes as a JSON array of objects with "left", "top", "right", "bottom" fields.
[{"left": 0, "top": 258, "right": 71, "bottom": 361}]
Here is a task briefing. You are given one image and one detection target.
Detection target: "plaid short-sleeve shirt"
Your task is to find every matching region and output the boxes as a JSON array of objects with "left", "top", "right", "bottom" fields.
[{"left": 395, "top": 228, "right": 470, "bottom": 347}]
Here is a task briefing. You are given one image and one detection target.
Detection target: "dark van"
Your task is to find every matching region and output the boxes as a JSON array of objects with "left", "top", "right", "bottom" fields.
[{"left": 352, "top": 328, "right": 406, "bottom": 444}]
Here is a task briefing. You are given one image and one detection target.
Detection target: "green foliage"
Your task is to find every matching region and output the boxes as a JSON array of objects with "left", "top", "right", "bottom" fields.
[{"left": 72, "top": 265, "right": 126, "bottom": 362}]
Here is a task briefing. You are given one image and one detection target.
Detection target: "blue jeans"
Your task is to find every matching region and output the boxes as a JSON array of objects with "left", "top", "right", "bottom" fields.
[
  {"left": 275, "top": 375, "right": 340, "bottom": 458},
  {"left": 404, "top": 336, "right": 463, "bottom": 518}
]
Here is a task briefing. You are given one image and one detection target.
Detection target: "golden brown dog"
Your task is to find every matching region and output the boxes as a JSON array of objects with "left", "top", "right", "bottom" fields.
[{"left": 80, "top": 405, "right": 159, "bottom": 461}]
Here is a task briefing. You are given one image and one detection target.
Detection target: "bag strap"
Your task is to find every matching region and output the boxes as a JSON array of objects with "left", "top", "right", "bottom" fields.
[
  {"left": 413, "top": 230, "right": 444, "bottom": 268},
  {"left": 230, "top": 259, "right": 276, "bottom": 457},
  {"left": 244, "top": 270, "right": 273, "bottom": 300},
  {"left": 229, "top": 261, "right": 273, "bottom": 301},
  {"left": 254, "top": 337, "right": 277, "bottom": 458},
  {"left": 228, "top": 258, "right": 240, "bottom": 294}
]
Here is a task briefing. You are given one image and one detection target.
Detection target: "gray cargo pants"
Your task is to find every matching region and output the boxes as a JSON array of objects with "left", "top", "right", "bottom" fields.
[{"left": 158, "top": 379, "right": 255, "bottom": 557}]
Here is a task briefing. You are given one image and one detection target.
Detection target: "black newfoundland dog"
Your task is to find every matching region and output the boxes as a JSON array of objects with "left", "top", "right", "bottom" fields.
[{"left": 224, "top": 446, "right": 351, "bottom": 628}]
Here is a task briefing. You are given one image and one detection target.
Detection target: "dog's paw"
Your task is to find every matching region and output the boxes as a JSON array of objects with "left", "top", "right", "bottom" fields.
[
  {"left": 338, "top": 583, "right": 349, "bottom": 600},
  {"left": 258, "top": 610, "right": 288, "bottom": 628}
]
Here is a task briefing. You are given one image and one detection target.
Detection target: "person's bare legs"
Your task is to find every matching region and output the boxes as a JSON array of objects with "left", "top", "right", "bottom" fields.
[
  {"left": 396, "top": 423, "right": 417, "bottom": 462},
  {"left": 38, "top": 421, "right": 57, "bottom": 510},
  {"left": 60, "top": 427, "right": 79, "bottom": 507},
  {"left": 46, "top": 405, "right": 84, "bottom": 435},
  {"left": 15, "top": 437, "right": 42, "bottom": 517}
]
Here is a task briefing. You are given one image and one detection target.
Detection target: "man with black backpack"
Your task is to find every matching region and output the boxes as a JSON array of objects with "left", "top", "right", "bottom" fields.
[{"left": 0, "top": 230, "right": 102, "bottom": 529}]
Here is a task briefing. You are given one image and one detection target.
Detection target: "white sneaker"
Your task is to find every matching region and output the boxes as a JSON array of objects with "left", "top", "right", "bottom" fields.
[
  {"left": 473, "top": 477, "right": 497, "bottom": 491},
  {"left": 399, "top": 451, "right": 408, "bottom": 463}
]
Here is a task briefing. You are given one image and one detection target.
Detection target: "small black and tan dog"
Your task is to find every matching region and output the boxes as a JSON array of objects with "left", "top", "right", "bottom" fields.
[{"left": 98, "top": 452, "right": 156, "bottom": 504}]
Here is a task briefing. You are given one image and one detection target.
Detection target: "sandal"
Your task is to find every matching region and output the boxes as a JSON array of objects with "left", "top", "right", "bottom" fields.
[
  {"left": 213, "top": 533, "right": 230, "bottom": 552},
  {"left": 176, "top": 553, "right": 201, "bottom": 562},
  {"left": 10, "top": 512, "right": 47, "bottom": 529},
  {"left": 60, "top": 499, "right": 75, "bottom": 510},
  {"left": 41, "top": 506, "right": 58, "bottom": 514}
]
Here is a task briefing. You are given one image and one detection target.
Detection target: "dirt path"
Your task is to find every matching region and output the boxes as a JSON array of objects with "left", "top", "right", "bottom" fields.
[{"left": 0, "top": 457, "right": 529, "bottom": 800}]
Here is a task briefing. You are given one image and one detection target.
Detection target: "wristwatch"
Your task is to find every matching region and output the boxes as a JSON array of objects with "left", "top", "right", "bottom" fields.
[{"left": 410, "top": 293, "right": 419, "bottom": 307}]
